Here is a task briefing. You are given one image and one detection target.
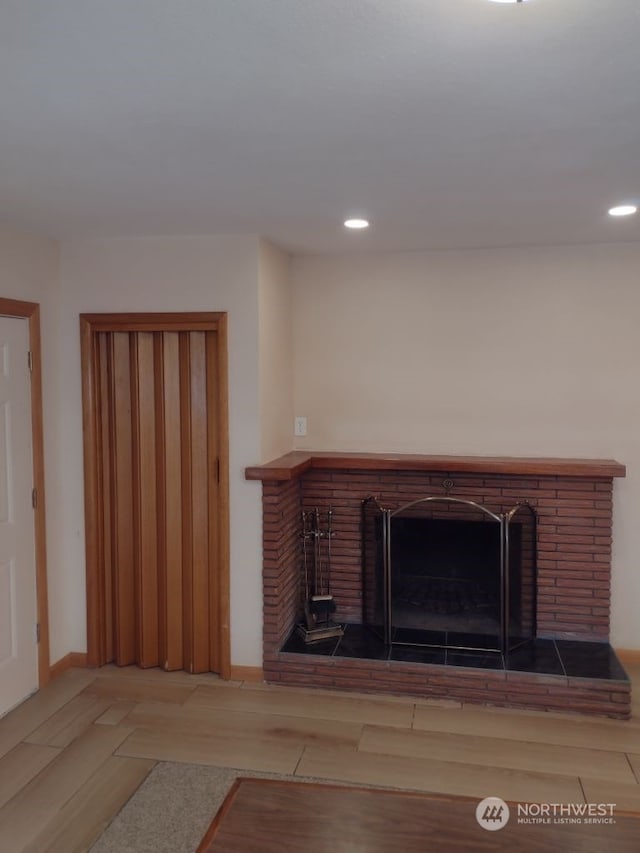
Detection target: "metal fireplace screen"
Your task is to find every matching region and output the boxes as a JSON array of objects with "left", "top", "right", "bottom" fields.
[{"left": 362, "top": 496, "right": 537, "bottom": 655}]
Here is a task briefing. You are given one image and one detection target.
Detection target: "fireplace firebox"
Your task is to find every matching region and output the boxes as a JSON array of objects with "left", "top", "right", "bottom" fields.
[{"left": 362, "top": 496, "right": 537, "bottom": 655}]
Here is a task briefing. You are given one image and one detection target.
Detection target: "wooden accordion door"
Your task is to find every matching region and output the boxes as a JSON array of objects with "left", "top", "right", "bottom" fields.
[{"left": 84, "top": 317, "right": 228, "bottom": 675}]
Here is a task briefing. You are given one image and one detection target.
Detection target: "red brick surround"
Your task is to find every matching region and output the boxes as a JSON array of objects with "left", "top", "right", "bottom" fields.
[
  {"left": 249, "top": 453, "right": 629, "bottom": 717},
  {"left": 302, "top": 469, "right": 614, "bottom": 640}
]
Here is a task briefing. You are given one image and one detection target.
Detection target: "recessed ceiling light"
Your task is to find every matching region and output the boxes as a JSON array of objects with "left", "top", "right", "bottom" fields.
[
  {"left": 608, "top": 204, "right": 637, "bottom": 217},
  {"left": 344, "top": 218, "right": 369, "bottom": 230},
  {"left": 488, "top": 0, "right": 529, "bottom": 4}
]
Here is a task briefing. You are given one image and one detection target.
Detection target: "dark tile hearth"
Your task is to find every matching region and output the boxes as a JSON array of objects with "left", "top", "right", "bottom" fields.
[
  {"left": 280, "top": 623, "right": 630, "bottom": 683},
  {"left": 280, "top": 630, "right": 339, "bottom": 656},
  {"left": 554, "top": 639, "right": 629, "bottom": 681},
  {"left": 505, "top": 638, "right": 565, "bottom": 676},
  {"left": 333, "top": 625, "right": 389, "bottom": 661},
  {"left": 446, "top": 649, "right": 505, "bottom": 671},
  {"left": 390, "top": 645, "right": 446, "bottom": 666}
]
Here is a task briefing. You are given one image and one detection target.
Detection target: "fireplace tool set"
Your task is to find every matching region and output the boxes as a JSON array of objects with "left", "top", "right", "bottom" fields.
[{"left": 297, "top": 507, "right": 344, "bottom": 643}]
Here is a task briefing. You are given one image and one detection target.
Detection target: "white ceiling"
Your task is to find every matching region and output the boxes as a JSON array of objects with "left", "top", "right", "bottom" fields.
[{"left": 1, "top": 0, "right": 639, "bottom": 254}]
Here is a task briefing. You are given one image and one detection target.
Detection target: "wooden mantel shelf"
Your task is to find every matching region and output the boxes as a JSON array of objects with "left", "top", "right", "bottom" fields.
[{"left": 245, "top": 451, "right": 626, "bottom": 482}]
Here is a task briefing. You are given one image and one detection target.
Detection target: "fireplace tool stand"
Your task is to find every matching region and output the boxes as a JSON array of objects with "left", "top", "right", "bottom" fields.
[{"left": 297, "top": 507, "right": 344, "bottom": 643}]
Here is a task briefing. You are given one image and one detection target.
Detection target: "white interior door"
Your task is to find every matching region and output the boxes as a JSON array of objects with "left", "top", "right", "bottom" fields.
[{"left": 0, "top": 315, "right": 38, "bottom": 717}]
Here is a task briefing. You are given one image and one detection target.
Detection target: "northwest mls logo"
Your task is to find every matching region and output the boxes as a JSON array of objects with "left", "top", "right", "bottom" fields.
[
  {"left": 476, "top": 797, "right": 510, "bottom": 831},
  {"left": 516, "top": 802, "right": 616, "bottom": 825}
]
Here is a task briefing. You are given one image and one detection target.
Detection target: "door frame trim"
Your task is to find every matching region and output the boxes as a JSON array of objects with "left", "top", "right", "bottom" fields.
[
  {"left": 0, "top": 298, "right": 50, "bottom": 688},
  {"left": 80, "top": 312, "right": 231, "bottom": 678}
]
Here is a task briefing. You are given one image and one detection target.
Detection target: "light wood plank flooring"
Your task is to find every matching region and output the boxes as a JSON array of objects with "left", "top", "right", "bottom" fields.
[{"left": 0, "top": 662, "right": 638, "bottom": 852}]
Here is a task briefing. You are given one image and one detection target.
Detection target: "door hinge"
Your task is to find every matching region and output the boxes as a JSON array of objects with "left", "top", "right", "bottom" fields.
[
  {"left": 27, "top": 351, "right": 33, "bottom": 372},
  {"left": 215, "top": 457, "right": 220, "bottom": 483},
  {"left": 32, "top": 488, "right": 37, "bottom": 509},
  {"left": 35, "top": 623, "right": 40, "bottom": 644}
]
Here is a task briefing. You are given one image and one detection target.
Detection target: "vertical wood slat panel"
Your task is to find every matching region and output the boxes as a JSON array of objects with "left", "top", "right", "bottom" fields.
[
  {"left": 206, "top": 331, "right": 220, "bottom": 672},
  {"left": 179, "top": 332, "right": 195, "bottom": 671},
  {"left": 96, "top": 334, "right": 114, "bottom": 664},
  {"left": 155, "top": 334, "right": 167, "bottom": 669},
  {"left": 189, "top": 331, "right": 210, "bottom": 673},
  {"left": 83, "top": 313, "right": 228, "bottom": 678},
  {"left": 131, "top": 332, "right": 159, "bottom": 667},
  {"left": 111, "top": 332, "right": 136, "bottom": 665},
  {"left": 160, "top": 332, "right": 184, "bottom": 670}
]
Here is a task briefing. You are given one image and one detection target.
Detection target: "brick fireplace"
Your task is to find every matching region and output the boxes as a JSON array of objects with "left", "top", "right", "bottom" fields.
[{"left": 246, "top": 452, "right": 630, "bottom": 718}]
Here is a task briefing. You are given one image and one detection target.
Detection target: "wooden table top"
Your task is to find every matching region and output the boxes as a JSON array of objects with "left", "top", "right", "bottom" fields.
[{"left": 197, "top": 778, "right": 640, "bottom": 853}]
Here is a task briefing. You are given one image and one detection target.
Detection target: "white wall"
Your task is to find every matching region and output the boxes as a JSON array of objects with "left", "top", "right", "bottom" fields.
[
  {"left": 292, "top": 242, "right": 640, "bottom": 650},
  {"left": 56, "top": 235, "right": 264, "bottom": 666},
  {"left": 258, "top": 239, "right": 294, "bottom": 461},
  {"left": 0, "top": 232, "right": 59, "bottom": 299}
]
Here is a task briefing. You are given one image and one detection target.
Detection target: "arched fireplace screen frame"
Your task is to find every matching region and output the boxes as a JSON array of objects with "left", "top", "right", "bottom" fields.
[{"left": 362, "top": 495, "right": 537, "bottom": 656}]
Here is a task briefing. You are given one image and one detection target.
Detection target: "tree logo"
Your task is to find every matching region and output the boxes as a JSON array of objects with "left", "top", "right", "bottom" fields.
[{"left": 476, "top": 797, "right": 510, "bottom": 831}]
